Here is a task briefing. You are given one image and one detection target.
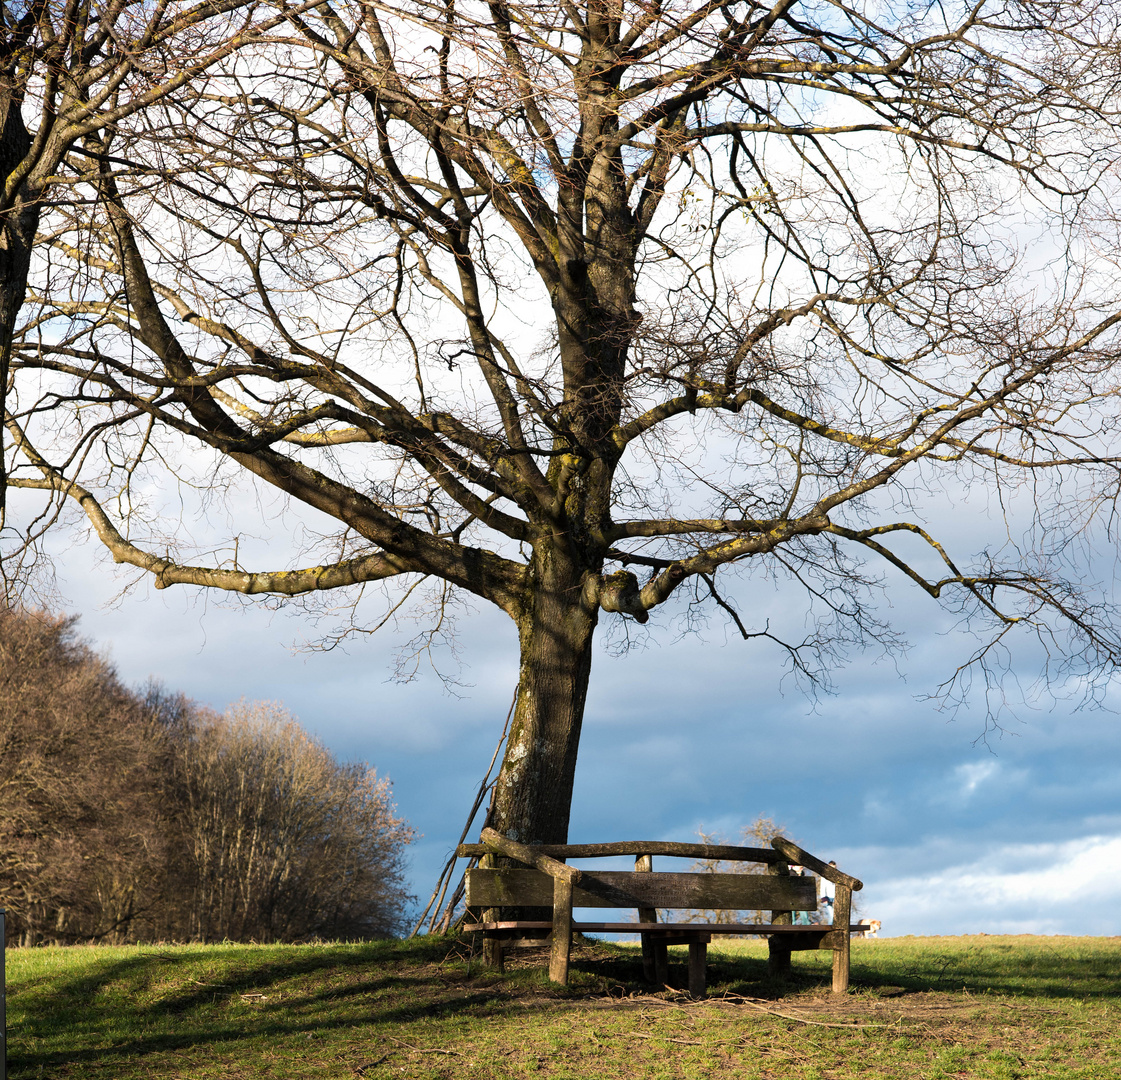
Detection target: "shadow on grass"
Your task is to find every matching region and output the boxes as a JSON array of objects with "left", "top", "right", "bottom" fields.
[
  {"left": 11, "top": 934, "right": 1121, "bottom": 1073},
  {"left": 845, "top": 941, "right": 1121, "bottom": 1000},
  {"left": 11, "top": 936, "right": 515, "bottom": 1073},
  {"left": 595, "top": 938, "right": 1121, "bottom": 1002}
]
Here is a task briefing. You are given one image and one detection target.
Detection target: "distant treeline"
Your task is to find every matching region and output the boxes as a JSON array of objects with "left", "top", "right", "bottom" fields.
[{"left": 0, "top": 606, "right": 414, "bottom": 946}]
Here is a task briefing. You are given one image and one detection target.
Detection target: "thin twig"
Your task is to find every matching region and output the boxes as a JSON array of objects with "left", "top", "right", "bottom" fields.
[
  {"left": 720, "top": 992, "right": 890, "bottom": 1028},
  {"left": 411, "top": 684, "right": 517, "bottom": 936},
  {"left": 382, "top": 1035, "right": 461, "bottom": 1056}
]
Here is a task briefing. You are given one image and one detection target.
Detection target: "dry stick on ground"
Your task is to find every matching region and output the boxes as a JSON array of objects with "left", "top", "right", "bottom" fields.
[
  {"left": 381, "top": 1035, "right": 461, "bottom": 1056},
  {"left": 633, "top": 993, "right": 890, "bottom": 1029},
  {"left": 720, "top": 993, "right": 892, "bottom": 1029},
  {"left": 627, "top": 1032, "right": 809, "bottom": 1061}
]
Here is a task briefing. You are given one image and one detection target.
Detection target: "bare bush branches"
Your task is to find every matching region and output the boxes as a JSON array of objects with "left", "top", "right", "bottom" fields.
[
  {"left": 0, "top": 607, "right": 414, "bottom": 945},
  {"left": 172, "top": 700, "right": 415, "bottom": 943}
]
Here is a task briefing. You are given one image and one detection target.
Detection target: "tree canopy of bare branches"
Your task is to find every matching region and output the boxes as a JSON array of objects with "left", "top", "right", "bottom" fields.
[
  {"left": 0, "top": 0, "right": 287, "bottom": 507},
  {"left": 5, "top": 0, "right": 1121, "bottom": 845}
]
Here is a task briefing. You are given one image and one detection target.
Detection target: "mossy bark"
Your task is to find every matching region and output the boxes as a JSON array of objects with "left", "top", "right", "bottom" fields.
[{"left": 489, "top": 541, "right": 600, "bottom": 845}]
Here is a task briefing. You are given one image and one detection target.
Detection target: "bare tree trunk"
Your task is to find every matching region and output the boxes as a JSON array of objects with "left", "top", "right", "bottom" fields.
[
  {"left": 0, "top": 72, "right": 34, "bottom": 517},
  {"left": 489, "top": 543, "right": 600, "bottom": 845}
]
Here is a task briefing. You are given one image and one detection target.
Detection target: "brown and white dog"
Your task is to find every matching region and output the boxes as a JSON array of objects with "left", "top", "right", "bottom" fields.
[{"left": 860, "top": 919, "right": 881, "bottom": 938}]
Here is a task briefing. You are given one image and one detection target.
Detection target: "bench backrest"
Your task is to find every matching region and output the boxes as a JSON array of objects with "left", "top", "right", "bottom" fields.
[{"left": 466, "top": 868, "right": 817, "bottom": 913}]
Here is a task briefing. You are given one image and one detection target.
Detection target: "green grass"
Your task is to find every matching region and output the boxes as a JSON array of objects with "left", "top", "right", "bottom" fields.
[{"left": 6, "top": 934, "right": 1121, "bottom": 1078}]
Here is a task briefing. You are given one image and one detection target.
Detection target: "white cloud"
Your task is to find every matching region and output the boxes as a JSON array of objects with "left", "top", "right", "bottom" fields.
[
  {"left": 859, "top": 834, "right": 1121, "bottom": 936},
  {"left": 954, "top": 760, "right": 998, "bottom": 799}
]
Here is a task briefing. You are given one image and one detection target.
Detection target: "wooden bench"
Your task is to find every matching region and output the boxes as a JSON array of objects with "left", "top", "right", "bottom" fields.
[{"left": 459, "top": 829, "right": 867, "bottom": 997}]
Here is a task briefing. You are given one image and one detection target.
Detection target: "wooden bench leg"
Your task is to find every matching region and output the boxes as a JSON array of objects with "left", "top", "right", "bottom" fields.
[
  {"left": 483, "top": 934, "right": 505, "bottom": 973},
  {"left": 688, "top": 940, "right": 707, "bottom": 999},
  {"left": 831, "top": 885, "right": 852, "bottom": 993},
  {"left": 549, "top": 876, "right": 573, "bottom": 985},
  {"left": 768, "top": 937, "right": 791, "bottom": 977},
  {"left": 768, "top": 878, "right": 794, "bottom": 978},
  {"left": 640, "top": 933, "right": 656, "bottom": 983},
  {"left": 653, "top": 940, "right": 670, "bottom": 988},
  {"left": 636, "top": 855, "right": 658, "bottom": 983},
  {"left": 479, "top": 855, "right": 504, "bottom": 972}
]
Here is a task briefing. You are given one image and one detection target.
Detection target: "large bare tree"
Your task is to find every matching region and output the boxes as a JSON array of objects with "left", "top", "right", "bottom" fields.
[{"left": 6, "top": 0, "right": 1121, "bottom": 845}]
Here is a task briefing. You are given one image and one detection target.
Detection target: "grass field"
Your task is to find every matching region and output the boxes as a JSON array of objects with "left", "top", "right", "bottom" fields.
[{"left": 6, "top": 933, "right": 1120, "bottom": 1078}]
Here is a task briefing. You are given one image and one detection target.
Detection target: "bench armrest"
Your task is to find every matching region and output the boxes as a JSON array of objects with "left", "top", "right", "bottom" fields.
[
  {"left": 771, "top": 837, "right": 863, "bottom": 890},
  {"left": 480, "top": 828, "right": 582, "bottom": 884}
]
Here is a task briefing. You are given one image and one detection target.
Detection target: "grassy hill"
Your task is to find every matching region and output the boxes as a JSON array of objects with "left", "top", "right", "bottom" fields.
[{"left": 6, "top": 934, "right": 1120, "bottom": 1078}]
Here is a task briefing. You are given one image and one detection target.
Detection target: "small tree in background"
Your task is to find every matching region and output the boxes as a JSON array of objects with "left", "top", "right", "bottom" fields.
[
  {"left": 170, "top": 701, "right": 415, "bottom": 942},
  {"left": 690, "top": 818, "right": 862, "bottom": 927},
  {"left": 685, "top": 816, "right": 790, "bottom": 929}
]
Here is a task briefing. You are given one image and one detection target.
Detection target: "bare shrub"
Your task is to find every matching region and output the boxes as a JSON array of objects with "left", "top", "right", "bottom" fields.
[
  {"left": 0, "top": 608, "right": 415, "bottom": 944},
  {"left": 683, "top": 817, "right": 791, "bottom": 930},
  {"left": 168, "top": 701, "right": 415, "bottom": 942},
  {"left": 0, "top": 607, "right": 168, "bottom": 945}
]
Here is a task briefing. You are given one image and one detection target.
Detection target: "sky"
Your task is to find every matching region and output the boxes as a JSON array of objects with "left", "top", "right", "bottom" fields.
[
  {"left": 6, "top": 0, "right": 1121, "bottom": 950},
  {"left": 32, "top": 510, "right": 1121, "bottom": 940}
]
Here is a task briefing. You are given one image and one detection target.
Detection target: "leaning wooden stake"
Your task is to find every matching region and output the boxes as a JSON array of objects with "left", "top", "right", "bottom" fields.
[{"left": 480, "top": 828, "right": 582, "bottom": 886}]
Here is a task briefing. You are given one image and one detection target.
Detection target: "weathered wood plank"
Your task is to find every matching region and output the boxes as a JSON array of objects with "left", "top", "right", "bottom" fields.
[
  {"left": 832, "top": 885, "right": 852, "bottom": 993},
  {"left": 465, "top": 869, "right": 818, "bottom": 911},
  {"left": 480, "top": 828, "right": 582, "bottom": 884},
  {"left": 642, "top": 931, "right": 712, "bottom": 946},
  {"left": 771, "top": 837, "right": 863, "bottom": 891},
  {"left": 457, "top": 841, "right": 784, "bottom": 863},
  {"left": 549, "top": 876, "right": 573, "bottom": 984}
]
